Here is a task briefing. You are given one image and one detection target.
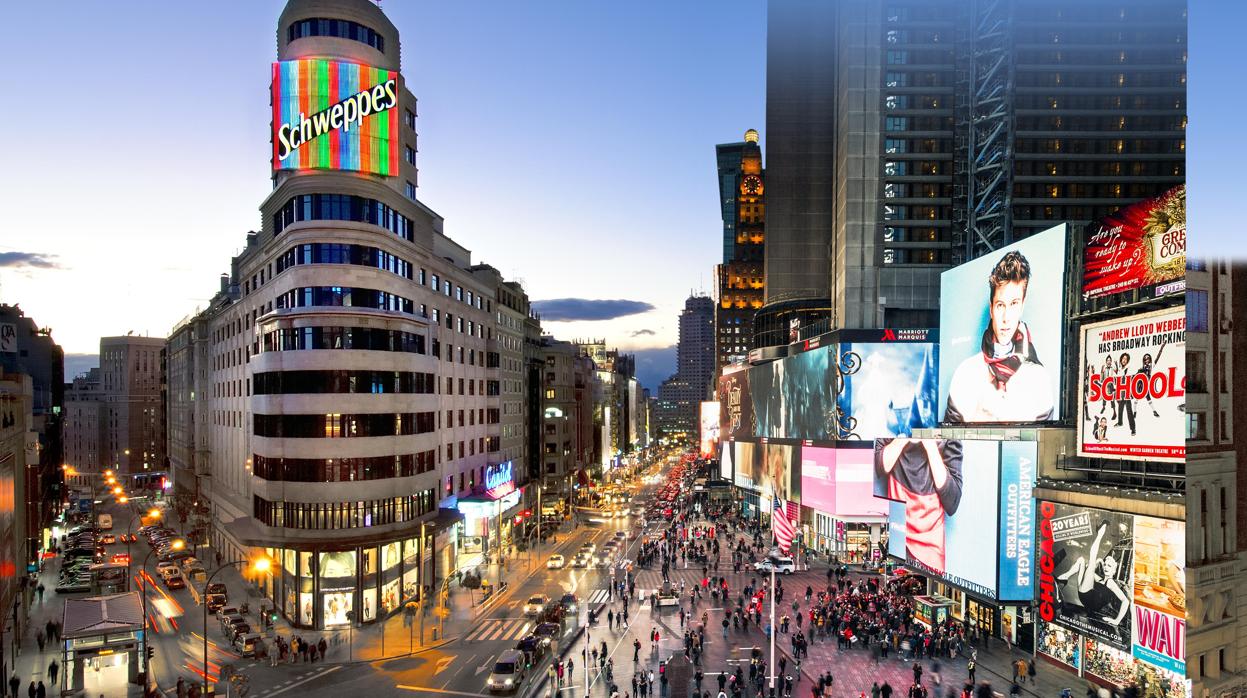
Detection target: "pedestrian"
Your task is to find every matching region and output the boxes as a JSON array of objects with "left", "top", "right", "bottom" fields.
[
  {"left": 26, "top": 682, "right": 34, "bottom": 698},
  {"left": 966, "top": 658, "right": 976, "bottom": 684},
  {"left": 36, "top": 631, "right": 44, "bottom": 653},
  {"left": 634, "top": 639, "right": 642, "bottom": 662},
  {"left": 1027, "top": 659, "right": 1037, "bottom": 685},
  {"left": 10, "top": 674, "right": 19, "bottom": 698},
  {"left": 47, "top": 662, "right": 57, "bottom": 686},
  {"left": 318, "top": 637, "right": 327, "bottom": 659},
  {"left": 33, "top": 684, "right": 42, "bottom": 698},
  {"left": 176, "top": 677, "right": 185, "bottom": 698}
]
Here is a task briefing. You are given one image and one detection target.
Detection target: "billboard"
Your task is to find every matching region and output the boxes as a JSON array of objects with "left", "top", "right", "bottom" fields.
[
  {"left": 997, "top": 441, "right": 1038, "bottom": 601},
  {"left": 837, "top": 341, "right": 938, "bottom": 440},
  {"left": 1077, "top": 307, "right": 1186, "bottom": 462},
  {"left": 718, "top": 371, "right": 754, "bottom": 440},
  {"left": 939, "top": 224, "right": 1067, "bottom": 424},
  {"left": 733, "top": 441, "right": 758, "bottom": 491},
  {"left": 699, "top": 401, "right": 721, "bottom": 458},
  {"left": 1083, "top": 185, "right": 1186, "bottom": 302},
  {"left": 271, "top": 59, "right": 401, "bottom": 175},
  {"left": 758, "top": 443, "right": 798, "bottom": 512},
  {"left": 751, "top": 346, "right": 836, "bottom": 440},
  {"left": 1037, "top": 501, "right": 1134, "bottom": 651},
  {"left": 718, "top": 441, "right": 734, "bottom": 481},
  {"left": 1131, "top": 515, "right": 1185, "bottom": 674},
  {"left": 799, "top": 445, "right": 880, "bottom": 518},
  {"left": 879, "top": 439, "right": 1000, "bottom": 598}
]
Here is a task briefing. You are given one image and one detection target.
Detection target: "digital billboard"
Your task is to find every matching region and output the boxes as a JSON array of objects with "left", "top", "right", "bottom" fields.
[
  {"left": 718, "top": 371, "right": 754, "bottom": 441},
  {"left": 758, "top": 443, "right": 798, "bottom": 512},
  {"left": 837, "top": 341, "right": 938, "bottom": 439},
  {"left": 699, "top": 401, "right": 721, "bottom": 458},
  {"left": 1037, "top": 501, "right": 1134, "bottom": 651},
  {"left": 718, "top": 441, "right": 734, "bottom": 481},
  {"left": 1131, "top": 515, "right": 1185, "bottom": 674},
  {"left": 733, "top": 441, "right": 758, "bottom": 491},
  {"left": 879, "top": 439, "right": 1000, "bottom": 598},
  {"left": 1077, "top": 307, "right": 1186, "bottom": 462},
  {"left": 1083, "top": 185, "right": 1186, "bottom": 302},
  {"left": 799, "top": 445, "right": 879, "bottom": 517},
  {"left": 271, "top": 59, "right": 401, "bottom": 175},
  {"left": 752, "top": 346, "right": 836, "bottom": 440},
  {"left": 939, "top": 224, "right": 1067, "bottom": 424}
]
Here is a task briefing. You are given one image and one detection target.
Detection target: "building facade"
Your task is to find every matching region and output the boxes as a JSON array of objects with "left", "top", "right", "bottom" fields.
[
  {"left": 714, "top": 130, "right": 766, "bottom": 368},
  {"left": 755, "top": 0, "right": 1186, "bottom": 346},
  {"left": 98, "top": 336, "right": 166, "bottom": 479},
  {"left": 656, "top": 295, "right": 714, "bottom": 444},
  {"left": 165, "top": 0, "right": 535, "bottom": 630}
]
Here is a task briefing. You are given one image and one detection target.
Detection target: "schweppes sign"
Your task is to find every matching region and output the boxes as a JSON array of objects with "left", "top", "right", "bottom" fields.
[{"left": 271, "top": 60, "right": 401, "bottom": 176}]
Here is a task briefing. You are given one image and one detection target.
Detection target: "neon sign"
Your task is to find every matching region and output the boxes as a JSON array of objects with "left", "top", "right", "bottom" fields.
[
  {"left": 271, "top": 59, "right": 401, "bottom": 175},
  {"left": 486, "top": 461, "right": 514, "bottom": 495}
]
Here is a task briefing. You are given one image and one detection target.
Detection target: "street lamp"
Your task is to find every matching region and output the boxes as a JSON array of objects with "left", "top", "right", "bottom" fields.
[
  {"left": 141, "top": 538, "right": 183, "bottom": 694},
  {"left": 202, "top": 556, "right": 272, "bottom": 694}
]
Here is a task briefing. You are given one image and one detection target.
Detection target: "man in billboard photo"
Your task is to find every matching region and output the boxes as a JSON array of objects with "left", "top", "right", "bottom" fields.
[
  {"left": 874, "top": 439, "right": 964, "bottom": 573},
  {"left": 946, "top": 251, "right": 1054, "bottom": 423}
]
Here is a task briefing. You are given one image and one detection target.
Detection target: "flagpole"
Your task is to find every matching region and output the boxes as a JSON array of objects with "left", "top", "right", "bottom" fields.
[{"left": 769, "top": 563, "right": 776, "bottom": 693}]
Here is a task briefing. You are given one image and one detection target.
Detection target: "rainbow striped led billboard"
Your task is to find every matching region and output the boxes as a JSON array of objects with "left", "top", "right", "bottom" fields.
[{"left": 271, "top": 59, "right": 400, "bottom": 176}]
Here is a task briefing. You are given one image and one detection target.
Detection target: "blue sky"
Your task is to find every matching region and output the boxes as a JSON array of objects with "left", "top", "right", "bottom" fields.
[{"left": 0, "top": 1, "right": 765, "bottom": 389}]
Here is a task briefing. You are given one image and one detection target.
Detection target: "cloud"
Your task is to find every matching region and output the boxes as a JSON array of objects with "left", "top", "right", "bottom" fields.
[
  {"left": 532, "top": 298, "right": 655, "bottom": 322},
  {"left": 0, "top": 251, "right": 61, "bottom": 270},
  {"left": 631, "top": 345, "right": 677, "bottom": 392},
  {"left": 630, "top": 329, "right": 656, "bottom": 337}
]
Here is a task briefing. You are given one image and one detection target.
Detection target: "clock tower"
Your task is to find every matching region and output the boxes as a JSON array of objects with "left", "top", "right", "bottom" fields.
[{"left": 713, "top": 129, "right": 766, "bottom": 369}]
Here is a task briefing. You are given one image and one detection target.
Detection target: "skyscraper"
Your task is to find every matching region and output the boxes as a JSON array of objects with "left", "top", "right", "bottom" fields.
[
  {"left": 657, "top": 295, "right": 714, "bottom": 443},
  {"left": 714, "top": 130, "right": 766, "bottom": 368},
  {"left": 756, "top": 0, "right": 1186, "bottom": 344}
]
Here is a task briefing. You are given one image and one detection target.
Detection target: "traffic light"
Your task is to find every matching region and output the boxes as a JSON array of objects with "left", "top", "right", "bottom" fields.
[
  {"left": 269, "top": 611, "right": 278, "bottom": 627},
  {"left": 146, "top": 646, "right": 155, "bottom": 662}
]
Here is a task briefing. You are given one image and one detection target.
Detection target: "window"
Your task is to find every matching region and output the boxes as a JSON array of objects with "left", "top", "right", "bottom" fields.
[
  {"left": 1187, "top": 412, "right": 1207, "bottom": 440},
  {"left": 272, "top": 193, "right": 413, "bottom": 241},
  {"left": 1187, "top": 351, "right": 1208, "bottom": 393},
  {"left": 404, "top": 146, "right": 416, "bottom": 166},
  {"left": 404, "top": 181, "right": 416, "bottom": 200},
  {"left": 253, "top": 412, "right": 435, "bottom": 438},
  {"left": 405, "top": 109, "right": 417, "bottom": 131},
  {"left": 287, "top": 17, "right": 384, "bottom": 52},
  {"left": 274, "top": 243, "right": 413, "bottom": 279},
  {"left": 1188, "top": 290, "right": 1209, "bottom": 332},
  {"left": 274, "top": 287, "right": 415, "bottom": 315},
  {"left": 259, "top": 326, "right": 425, "bottom": 355},
  {"left": 545, "top": 389, "right": 556, "bottom": 399}
]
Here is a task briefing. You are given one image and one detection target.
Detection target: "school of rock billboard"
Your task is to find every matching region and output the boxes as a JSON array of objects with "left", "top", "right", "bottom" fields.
[
  {"left": 1077, "top": 306, "right": 1186, "bottom": 462},
  {"left": 1082, "top": 185, "right": 1186, "bottom": 303}
]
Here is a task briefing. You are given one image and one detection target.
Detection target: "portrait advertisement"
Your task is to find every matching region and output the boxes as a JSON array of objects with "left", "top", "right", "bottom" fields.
[
  {"left": 939, "top": 224, "right": 1067, "bottom": 424},
  {"left": 1039, "top": 502, "right": 1135, "bottom": 651}
]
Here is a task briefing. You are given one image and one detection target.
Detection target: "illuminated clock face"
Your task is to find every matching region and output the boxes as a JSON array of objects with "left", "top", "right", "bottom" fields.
[{"left": 742, "top": 175, "right": 763, "bottom": 196}]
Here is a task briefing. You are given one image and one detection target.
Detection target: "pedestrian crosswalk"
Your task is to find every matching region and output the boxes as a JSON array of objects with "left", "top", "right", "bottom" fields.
[
  {"left": 462, "top": 617, "right": 536, "bottom": 642},
  {"left": 586, "top": 589, "right": 610, "bottom": 607}
]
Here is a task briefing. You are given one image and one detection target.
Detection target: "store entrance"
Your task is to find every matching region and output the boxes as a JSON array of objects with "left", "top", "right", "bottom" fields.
[
  {"left": 82, "top": 652, "right": 129, "bottom": 696},
  {"left": 967, "top": 598, "right": 997, "bottom": 640}
]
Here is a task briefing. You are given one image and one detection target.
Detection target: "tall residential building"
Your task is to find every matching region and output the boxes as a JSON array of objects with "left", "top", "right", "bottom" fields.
[
  {"left": 756, "top": 0, "right": 1186, "bottom": 345},
  {"left": 537, "top": 338, "right": 582, "bottom": 508},
  {"left": 164, "top": 0, "right": 532, "bottom": 630},
  {"left": 714, "top": 130, "right": 766, "bottom": 369},
  {"left": 64, "top": 368, "right": 103, "bottom": 473},
  {"left": 1185, "top": 260, "right": 1244, "bottom": 696},
  {"left": 656, "top": 295, "right": 714, "bottom": 443},
  {"left": 98, "top": 336, "right": 166, "bottom": 478},
  {"left": 0, "top": 304, "right": 63, "bottom": 567}
]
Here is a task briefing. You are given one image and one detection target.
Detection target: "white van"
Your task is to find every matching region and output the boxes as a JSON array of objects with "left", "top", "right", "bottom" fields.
[{"left": 97, "top": 514, "right": 113, "bottom": 531}]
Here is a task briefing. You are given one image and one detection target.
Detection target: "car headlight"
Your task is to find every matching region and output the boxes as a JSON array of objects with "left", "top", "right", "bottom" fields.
[{"left": 504, "top": 679, "right": 514, "bottom": 686}]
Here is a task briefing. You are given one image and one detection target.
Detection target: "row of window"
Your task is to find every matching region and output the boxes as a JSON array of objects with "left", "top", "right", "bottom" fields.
[
  {"left": 253, "top": 451, "right": 437, "bottom": 483},
  {"left": 252, "top": 370, "right": 437, "bottom": 396},
  {"left": 287, "top": 17, "right": 385, "bottom": 53},
  {"left": 272, "top": 194, "right": 414, "bottom": 241},
  {"left": 260, "top": 327, "right": 426, "bottom": 355},
  {"left": 276, "top": 286, "right": 415, "bottom": 315},
  {"left": 276, "top": 243, "right": 414, "bottom": 280},
  {"left": 253, "top": 412, "right": 436, "bottom": 438},
  {"left": 253, "top": 492, "right": 436, "bottom": 531}
]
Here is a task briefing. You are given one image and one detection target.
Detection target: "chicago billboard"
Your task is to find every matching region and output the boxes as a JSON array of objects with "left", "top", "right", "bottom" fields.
[
  {"left": 879, "top": 438, "right": 1036, "bottom": 601},
  {"left": 837, "top": 340, "right": 938, "bottom": 440},
  {"left": 939, "top": 224, "right": 1067, "bottom": 424},
  {"left": 272, "top": 59, "right": 401, "bottom": 175},
  {"left": 1082, "top": 185, "right": 1186, "bottom": 302},
  {"left": 1037, "top": 501, "right": 1135, "bottom": 651},
  {"left": 1077, "top": 306, "right": 1186, "bottom": 462}
]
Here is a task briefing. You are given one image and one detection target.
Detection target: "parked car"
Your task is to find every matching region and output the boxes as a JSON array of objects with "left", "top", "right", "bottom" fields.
[
  {"left": 206, "top": 583, "right": 228, "bottom": 596},
  {"left": 486, "top": 649, "right": 526, "bottom": 693},
  {"left": 165, "top": 574, "right": 186, "bottom": 590},
  {"left": 233, "top": 632, "right": 264, "bottom": 657},
  {"left": 206, "top": 594, "right": 228, "bottom": 613},
  {"left": 753, "top": 556, "right": 796, "bottom": 575},
  {"left": 55, "top": 578, "right": 91, "bottom": 594}
]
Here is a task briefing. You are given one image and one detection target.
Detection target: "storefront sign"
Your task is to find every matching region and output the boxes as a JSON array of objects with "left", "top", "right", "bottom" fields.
[{"left": 485, "top": 461, "right": 514, "bottom": 495}]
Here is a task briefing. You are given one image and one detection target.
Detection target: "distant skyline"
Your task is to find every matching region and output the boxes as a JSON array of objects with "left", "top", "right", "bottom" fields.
[{"left": 0, "top": 1, "right": 765, "bottom": 391}]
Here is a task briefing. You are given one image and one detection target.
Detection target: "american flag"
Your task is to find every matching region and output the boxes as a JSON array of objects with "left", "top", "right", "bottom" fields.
[{"left": 772, "top": 495, "right": 798, "bottom": 555}]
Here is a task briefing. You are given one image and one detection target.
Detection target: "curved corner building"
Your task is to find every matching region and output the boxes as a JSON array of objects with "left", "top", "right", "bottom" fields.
[{"left": 168, "top": 0, "right": 516, "bottom": 630}]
